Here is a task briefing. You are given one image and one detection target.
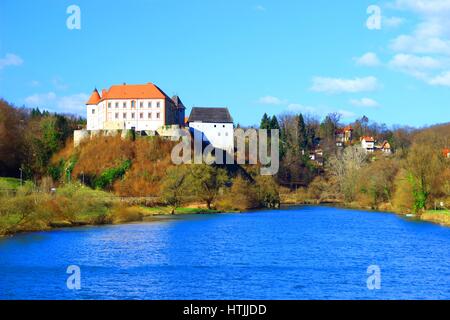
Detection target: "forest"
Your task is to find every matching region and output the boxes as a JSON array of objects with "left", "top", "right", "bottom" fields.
[{"left": 0, "top": 98, "right": 449, "bottom": 235}]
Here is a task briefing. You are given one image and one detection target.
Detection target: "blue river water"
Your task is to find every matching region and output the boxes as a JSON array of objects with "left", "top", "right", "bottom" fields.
[{"left": 0, "top": 206, "right": 449, "bottom": 300}]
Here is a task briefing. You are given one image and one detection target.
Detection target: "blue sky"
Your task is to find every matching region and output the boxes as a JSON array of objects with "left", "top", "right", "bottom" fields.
[{"left": 0, "top": 0, "right": 449, "bottom": 127}]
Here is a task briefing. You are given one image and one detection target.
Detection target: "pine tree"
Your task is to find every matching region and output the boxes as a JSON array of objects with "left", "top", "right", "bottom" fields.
[
  {"left": 297, "top": 113, "right": 307, "bottom": 150},
  {"left": 270, "top": 115, "right": 280, "bottom": 130},
  {"left": 260, "top": 113, "right": 270, "bottom": 129}
]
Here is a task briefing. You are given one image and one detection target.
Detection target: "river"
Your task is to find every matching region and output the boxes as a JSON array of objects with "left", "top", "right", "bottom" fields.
[{"left": 0, "top": 206, "right": 449, "bottom": 299}]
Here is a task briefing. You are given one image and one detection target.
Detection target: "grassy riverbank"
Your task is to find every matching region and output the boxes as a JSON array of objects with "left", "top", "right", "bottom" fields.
[
  {"left": 0, "top": 182, "right": 224, "bottom": 237},
  {"left": 280, "top": 190, "right": 450, "bottom": 227}
]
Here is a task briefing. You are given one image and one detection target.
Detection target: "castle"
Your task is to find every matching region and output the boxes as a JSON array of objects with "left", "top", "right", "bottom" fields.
[{"left": 86, "top": 82, "right": 185, "bottom": 132}]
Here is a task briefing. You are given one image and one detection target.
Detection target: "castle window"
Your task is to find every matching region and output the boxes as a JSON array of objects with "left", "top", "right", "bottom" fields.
[
  {"left": 92, "top": 109, "right": 95, "bottom": 114},
  {"left": 115, "top": 113, "right": 119, "bottom": 119},
  {"left": 131, "top": 101, "right": 136, "bottom": 108},
  {"left": 131, "top": 113, "right": 135, "bottom": 119},
  {"left": 156, "top": 112, "right": 160, "bottom": 119},
  {"left": 157, "top": 102, "right": 160, "bottom": 108},
  {"left": 140, "top": 102, "right": 143, "bottom": 108},
  {"left": 123, "top": 102, "right": 127, "bottom": 108},
  {"left": 148, "top": 102, "right": 152, "bottom": 108},
  {"left": 148, "top": 112, "right": 152, "bottom": 119},
  {"left": 123, "top": 113, "right": 127, "bottom": 119},
  {"left": 140, "top": 113, "right": 143, "bottom": 119},
  {"left": 108, "top": 102, "right": 111, "bottom": 108},
  {"left": 115, "top": 102, "right": 119, "bottom": 108}
]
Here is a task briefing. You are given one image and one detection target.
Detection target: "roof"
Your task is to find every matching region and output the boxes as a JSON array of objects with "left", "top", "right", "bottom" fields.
[
  {"left": 172, "top": 95, "right": 186, "bottom": 109},
  {"left": 344, "top": 125, "right": 353, "bottom": 131},
  {"left": 86, "top": 83, "right": 169, "bottom": 104},
  {"left": 361, "top": 136, "right": 375, "bottom": 142},
  {"left": 381, "top": 141, "right": 391, "bottom": 149},
  {"left": 443, "top": 148, "right": 450, "bottom": 156},
  {"left": 86, "top": 89, "right": 101, "bottom": 105},
  {"left": 188, "top": 107, "right": 233, "bottom": 123}
]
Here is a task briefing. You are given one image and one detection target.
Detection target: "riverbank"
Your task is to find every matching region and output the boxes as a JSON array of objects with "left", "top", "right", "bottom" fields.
[{"left": 280, "top": 192, "right": 450, "bottom": 227}]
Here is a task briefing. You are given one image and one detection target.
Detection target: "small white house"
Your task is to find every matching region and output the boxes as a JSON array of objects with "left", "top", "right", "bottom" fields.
[
  {"left": 361, "top": 136, "right": 375, "bottom": 153},
  {"left": 188, "top": 107, "right": 234, "bottom": 154}
]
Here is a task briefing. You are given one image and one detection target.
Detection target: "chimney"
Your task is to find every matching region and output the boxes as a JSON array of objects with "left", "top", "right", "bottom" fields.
[{"left": 101, "top": 89, "right": 107, "bottom": 98}]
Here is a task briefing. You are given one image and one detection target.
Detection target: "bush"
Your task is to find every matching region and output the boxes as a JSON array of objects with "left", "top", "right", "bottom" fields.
[{"left": 93, "top": 160, "right": 131, "bottom": 190}]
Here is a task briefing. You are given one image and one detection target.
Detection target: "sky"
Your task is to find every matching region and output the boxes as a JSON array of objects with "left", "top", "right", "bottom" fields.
[{"left": 0, "top": 0, "right": 449, "bottom": 127}]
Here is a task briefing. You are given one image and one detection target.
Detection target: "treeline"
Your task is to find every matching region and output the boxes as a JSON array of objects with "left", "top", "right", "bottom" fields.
[
  {"left": 260, "top": 111, "right": 449, "bottom": 214},
  {"left": 0, "top": 99, "right": 84, "bottom": 179}
]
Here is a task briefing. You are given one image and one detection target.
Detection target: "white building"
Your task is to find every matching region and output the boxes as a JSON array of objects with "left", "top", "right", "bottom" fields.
[
  {"left": 361, "top": 136, "right": 375, "bottom": 153},
  {"left": 86, "top": 82, "right": 185, "bottom": 132},
  {"left": 187, "top": 107, "right": 234, "bottom": 154}
]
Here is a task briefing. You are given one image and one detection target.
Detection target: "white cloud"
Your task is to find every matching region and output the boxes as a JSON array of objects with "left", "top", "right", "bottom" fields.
[
  {"left": 389, "top": 1, "right": 450, "bottom": 55},
  {"left": 52, "top": 76, "right": 69, "bottom": 90},
  {"left": 428, "top": 71, "right": 450, "bottom": 87},
  {"left": 391, "top": 34, "right": 450, "bottom": 55},
  {"left": 392, "top": 0, "right": 450, "bottom": 15},
  {"left": 338, "top": 110, "right": 356, "bottom": 119},
  {"left": 0, "top": 53, "right": 23, "bottom": 69},
  {"left": 30, "top": 80, "right": 40, "bottom": 87},
  {"left": 255, "top": 5, "right": 266, "bottom": 11},
  {"left": 258, "top": 95, "right": 287, "bottom": 105},
  {"left": 383, "top": 16, "right": 405, "bottom": 28},
  {"left": 349, "top": 98, "right": 379, "bottom": 108},
  {"left": 25, "top": 92, "right": 88, "bottom": 115},
  {"left": 311, "top": 76, "right": 379, "bottom": 94},
  {"left": 287, "top": 103, "right": 317, "bottom": 113},
  {"left": 355, "top": 52, "right": 381, "bottom": 67},
  {"left": 388, "top": 53, "right": 443, "bottom": 78}
]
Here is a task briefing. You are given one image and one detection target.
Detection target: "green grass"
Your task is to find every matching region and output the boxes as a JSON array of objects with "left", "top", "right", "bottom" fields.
[
  {"left": 0, "top": 177, "right": 22, "bottom": 190},
  {"left": 424, "top": 209, "right": 450, "bottom": 216},
  {"left": 422, "top": 210, "right": 450, "bottom": 226}
]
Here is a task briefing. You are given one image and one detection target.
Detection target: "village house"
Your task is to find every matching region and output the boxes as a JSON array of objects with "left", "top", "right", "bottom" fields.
[
  {"left": 335, "top": 126, "right": 353, "bottom": 147},
  {"left": 443, "top": 148, "right": 450, "bottom": 158},
  {"left": 360, "top": 136, "right": 375, "bottom": 153},
  {"left": 187, "top": 107, "right": 234, "bottom": 154},
  {"left": 377, "top": 140, "right": 392, "bottom": 154}
]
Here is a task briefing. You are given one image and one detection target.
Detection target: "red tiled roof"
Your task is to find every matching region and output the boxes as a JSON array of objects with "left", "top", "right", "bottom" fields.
[
  {"left": 86, "top": 89, "right": 101, "bottom": 105},
  {"left": 86, "top": 83, "right": 167, "bottom": 104},
  {"left": 361, "top": 136, "right": 375, "bottom": 142}
]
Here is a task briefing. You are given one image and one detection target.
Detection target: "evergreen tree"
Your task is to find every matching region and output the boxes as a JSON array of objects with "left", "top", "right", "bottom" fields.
[
  {"left": 260, "top": 113, "right": 270, "bottom": 129},
  {"left": 297, "top": 113, "right": 307, "bottom": 150},
  {"left": 270, "top": 115, "right": 280, "bottom": 130}
]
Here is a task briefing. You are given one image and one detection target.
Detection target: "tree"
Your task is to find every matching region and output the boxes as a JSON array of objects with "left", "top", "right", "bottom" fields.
[
  {"left": 328, "top": 145, "right": 367, "bottom": 202},
  {"left": 161, "top": 166, "right": 189, "bottom": 214},
  {"left": 297, "top": 113, "right": 307, "bottom": 150},
  {"left": 188, "top": 165, "right": 228, "bottom": 209},
  {"left": 405, "top": 134, "right": 446, "bottom": 213},
  {"left": 260, "top": 113, "right": 270, "bottom": 129},
  {"left": 270, "top": 115, "right": 280, "bottom": 130}
]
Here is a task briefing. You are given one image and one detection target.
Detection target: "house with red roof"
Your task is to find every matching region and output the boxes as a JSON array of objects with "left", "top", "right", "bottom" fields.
[
  {"left": 443, "top": 148, "right": 450, "bottom": 158},
  {"left": 377, "top": 140, "right": 392, "bottom": 154},
  {"left": 360, "top": 136, "right": 375, "bottom": 153},
  {"left": 85, "top": 82, "right": 185, "bottom": 132},
  {"left": 335, "top": 125, "right": 353, "bottom": 147}
]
